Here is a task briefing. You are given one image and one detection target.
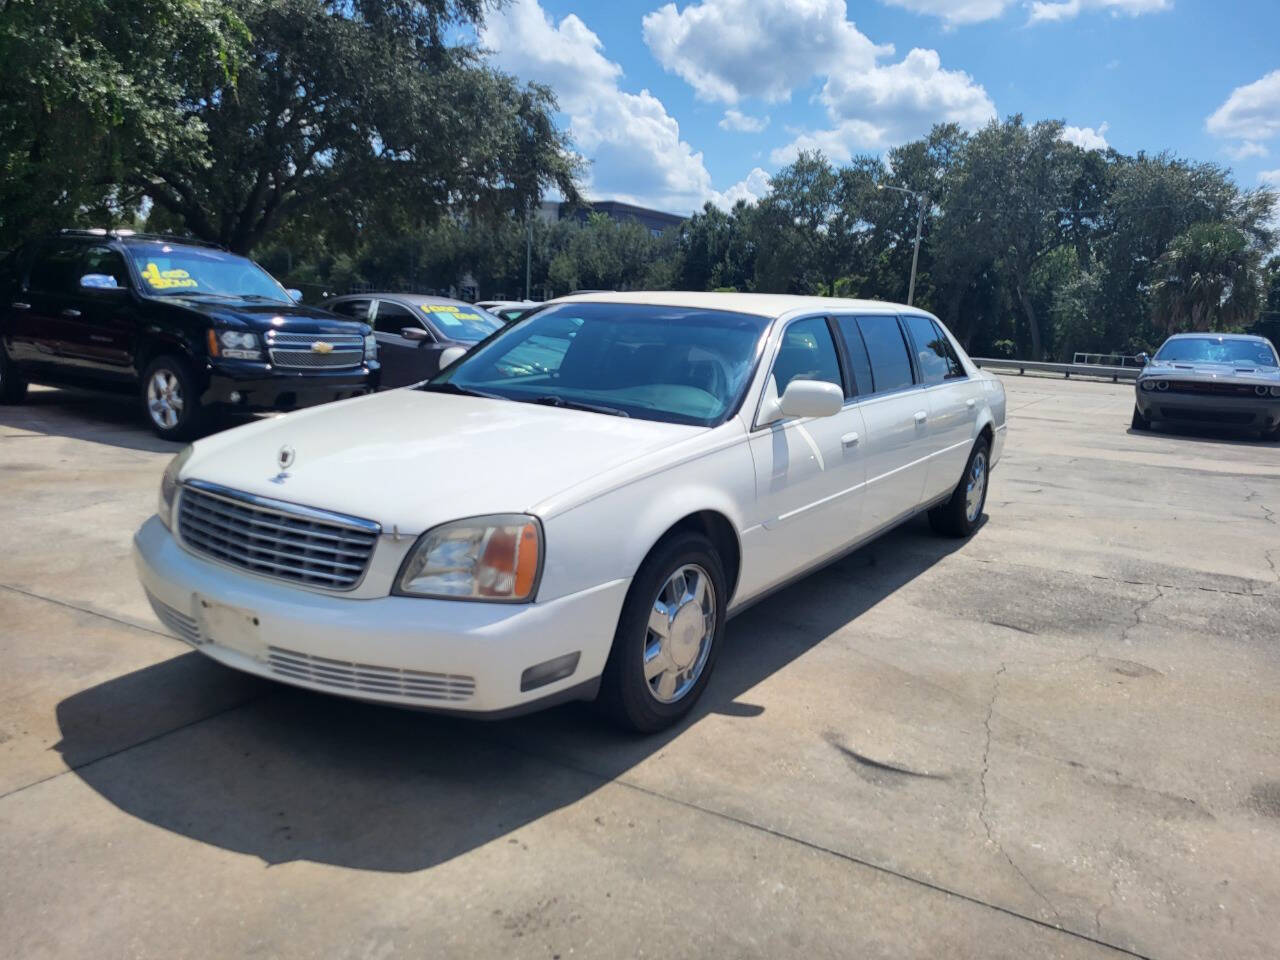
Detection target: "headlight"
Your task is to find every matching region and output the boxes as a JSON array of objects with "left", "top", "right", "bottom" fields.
[
  {"left": 395, "top": 514, "right": 542, "bottom": 602},
  {"left": 1141, "top": 379, "right": 1156, "bottom": 391},
  {"left": 1156, "top": 380, "right": 1169, "bottom": 391},
  {"left": 364, "top": 334, "right": 378, "bottom": 361},
  {"left": 158, "top": 445, "right": 193, "bottom": 529},
  {"left": 1270, "top": 386, "right": 1280, "bottom": 398},
  {"left": 208, "top": 329, "right": 264, "bottom": 361}
]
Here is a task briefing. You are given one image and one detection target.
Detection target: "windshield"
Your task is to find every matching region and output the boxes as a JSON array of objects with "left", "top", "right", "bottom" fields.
[
  {"left": 1154, "top": 337, "right": 1278, "bottom": 367},
  {"left": 425, "top": 302, "right": 769, "bottom": 426},
  {"left": 420, "top": 303, "right": 503, "bottom": 342},
  {"left": 125, "top": 243, "right": 291, "bottom": 302}
]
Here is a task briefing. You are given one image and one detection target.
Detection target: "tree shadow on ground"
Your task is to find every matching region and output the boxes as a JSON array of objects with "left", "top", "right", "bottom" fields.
[{"left": 55, "top": 517, "right": 974, "bottom": 873}]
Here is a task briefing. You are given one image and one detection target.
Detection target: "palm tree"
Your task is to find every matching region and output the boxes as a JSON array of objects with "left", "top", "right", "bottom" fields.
[{"left": 1151, "top": 222, "right": 1262, "bottom": 332}]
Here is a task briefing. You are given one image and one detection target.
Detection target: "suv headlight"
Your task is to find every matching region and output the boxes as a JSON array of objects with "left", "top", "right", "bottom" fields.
[
  {"left": 395, "top": 514, "right": 542, "bottom": 602},
  {"left": 364, "top": 334, "right": 378, "bottom": 361},
  {"left": 209, "top": 329, "right": 264, "bottom": 361},
  {"left": 158, "top": 445, "right": 193, "bottom": 529}
]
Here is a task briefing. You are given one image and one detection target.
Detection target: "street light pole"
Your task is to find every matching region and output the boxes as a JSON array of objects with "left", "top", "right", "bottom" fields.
[
  {"left": 525, "top": 199, "right": 533, "bottom": 301},
  {"left": 878, "top": 184, "right": 929, "bottom": 307}
]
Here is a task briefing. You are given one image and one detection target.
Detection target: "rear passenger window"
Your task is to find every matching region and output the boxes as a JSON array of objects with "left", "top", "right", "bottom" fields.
[
  {"left": 846, "top": 315, "right": 914, "bottom": 394},
  {"left": 82, "top": 246, "right": 130, "bottom": 289},
  {"left": 28, "top": 243, "right": 84, "bottom": 294},
  {"left": 833, "top": 317, "right": 874, "bottom": 396},
  {"left": 903, "top": 314, "right": 955, "bottom": 385},
  {"left": 330, "top": 299, "right": 372, "bottom": 321},
  {"left": 770, "top": 317, "right": 842, "bottom": 396}
]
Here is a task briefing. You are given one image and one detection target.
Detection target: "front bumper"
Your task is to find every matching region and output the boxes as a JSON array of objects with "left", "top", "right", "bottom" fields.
[
  {"left": 1135, "top": 389, "right": 1280, "bottom": 429},
  {"left": 202, "top": 360, "right": 379, "bottom": 412},
  {"left": 133, "top": 516, "right": 628, "bottom": 715}
]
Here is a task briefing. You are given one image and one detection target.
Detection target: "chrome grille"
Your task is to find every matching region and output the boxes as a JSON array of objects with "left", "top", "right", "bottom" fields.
[
  {"left": 266, "top": 646, "right": 476, "bottom": 702},
  {"left": 178, "top": 481, "right": 380, "bottom": 590},
  {"left": 145, "top": 590, "right": 202, "bottom": 645},
  {"left": 266, "top": 331, "right": 363, "bottom": 370}
]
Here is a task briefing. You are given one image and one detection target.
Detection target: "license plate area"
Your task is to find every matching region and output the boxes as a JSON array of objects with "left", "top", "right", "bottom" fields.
[{"left": 196, "top": 596, "right": 264, "bottom": 658}]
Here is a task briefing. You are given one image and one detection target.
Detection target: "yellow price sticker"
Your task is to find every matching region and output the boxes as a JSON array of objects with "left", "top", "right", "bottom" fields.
[{"left": 141, "top": 263, "right": 198, "bottom": 290}]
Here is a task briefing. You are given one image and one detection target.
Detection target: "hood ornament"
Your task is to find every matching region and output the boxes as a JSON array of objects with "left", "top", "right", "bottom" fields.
[{"left": 271, "top": 445, "right": 295, "bottom": 484}]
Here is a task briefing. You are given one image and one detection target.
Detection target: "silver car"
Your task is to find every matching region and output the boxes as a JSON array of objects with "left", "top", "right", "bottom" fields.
[{"left": 1133, "top": 333, "right": 1280, "bottom": 439}]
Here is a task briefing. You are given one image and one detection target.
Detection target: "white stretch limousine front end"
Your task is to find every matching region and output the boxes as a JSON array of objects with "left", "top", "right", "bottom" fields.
[{"left": 135, "top": 292, "right": 1007, "bottom": 731}]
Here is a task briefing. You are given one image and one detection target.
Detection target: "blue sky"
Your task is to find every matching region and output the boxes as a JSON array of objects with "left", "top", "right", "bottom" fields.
[{"left": 478, "top": 0, "right": 1280, "bottom": 213}]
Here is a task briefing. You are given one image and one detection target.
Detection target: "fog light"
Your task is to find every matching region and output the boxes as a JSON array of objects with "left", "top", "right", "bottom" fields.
[
  {"left": 520, "top": 652, "right": 580, "bottom": 692},
  {"left": 1256, "top": 385, "right": 1270, "bottom": 397},
  {"left": 228, "top": 391, "right": 243, "bottom": 404}
]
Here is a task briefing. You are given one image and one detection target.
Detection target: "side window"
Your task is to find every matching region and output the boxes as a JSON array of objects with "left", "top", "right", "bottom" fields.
[
  {"left": 903, "top": 314, "right": 951, "bottom": 385},
  {"left": 330, "top": 298, "right": 372, "bottom": 321},
  {"left": 770, "top": 316, "right": 842, "bottom": 397},
  {"left": 832, "top": 316, "right": 874, "bottom": 396},
  {"left": 28, "top": 243, "right": 84, "bottom": 295},
  {"left": 853, "top": 315, "right": 914, "bottom": 394},
  {"left": 375, "top": 301, "right": 423, "bottom": 337},
  {"left": 82, "top": 246, "right": 130, "bottom": 290},
  {"left": 932, "top": 321, "right": 965, "bottom": 379}
]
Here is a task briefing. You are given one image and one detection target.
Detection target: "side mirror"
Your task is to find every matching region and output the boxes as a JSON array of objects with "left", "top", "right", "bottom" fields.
[
  {"left": 81, "top": 273, "right": 124, "bottom": 292},
  {"left": 1135, "top": 352, "right": 1150, "bottom": 367},
  {"left": 778, "top": 379, "right": 844, "bottom": 419},
  {"left": 401, "top": 327, "right": 430, "bottom": 342},
  {"left": 438, "top": 345, "right": 467, "bottom": 369},
  {"left": 286, "top": 288, "right": 304, "bottom": 303}
]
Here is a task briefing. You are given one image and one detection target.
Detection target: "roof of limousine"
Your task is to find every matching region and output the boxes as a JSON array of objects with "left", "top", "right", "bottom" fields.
[{"left": 552, "top": 290, "right": 921, "bottom": 319}]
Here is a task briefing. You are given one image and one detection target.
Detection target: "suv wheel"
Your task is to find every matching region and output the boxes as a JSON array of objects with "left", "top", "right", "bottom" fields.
[
  {"left": 0, "top": 344, "right": 28, "bottom": 404},
  {"left": 141, "top": 355, "right": 205, "bottom": 440},
  {"left": 929, "top": 436, "right": 990, "bottom": 538},
  {"left": 599, "top": 531, "right": 727, "bottom": 733}
]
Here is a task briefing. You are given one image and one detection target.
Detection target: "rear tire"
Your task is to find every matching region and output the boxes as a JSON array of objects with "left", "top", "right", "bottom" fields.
[
  {"left": 599, "top": 532, "right": 728, "bottom": 733},
  {"left": 1131, "top": 404, "right": 1151, "bottom": 431},
  {"left": 0, "top": 344, "right": 28, "bottom": 404},
  {"left": 141, "top": 355, "right": 206, "bottom": 441},
  {"left": 928, "top": 436, "right": 990, "bottom": 538}
]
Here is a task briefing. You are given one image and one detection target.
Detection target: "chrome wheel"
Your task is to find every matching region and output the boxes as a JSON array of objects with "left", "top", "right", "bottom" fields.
[
  {"left": 643, "top": 563, "right": 716, "bottom": 704},
  {"left": 147, "top": 369, "right": 184, "bottom": 430},
  {"left": 965, "top": 450, "right": 987, "bottom": 523}
]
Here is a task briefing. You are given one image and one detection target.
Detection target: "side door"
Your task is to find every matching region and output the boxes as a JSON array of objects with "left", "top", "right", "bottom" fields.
[
  {"left": 373, "top": 299, "right": 441, "bottom": 388},
  {"left": 831, "top": 314, "right": 930, "bottom": 531},
  {"left": 746, "top": 315, "right": 868, "bottom": 589},
  {"left": 901, "top": 313, "right": 978, "bottom": 503},
  {"left": 60, "top": 244, "right": 137, "bottom": 381},
  {"left": 16, "top": 241, "right": 86, "bottom": 375}
]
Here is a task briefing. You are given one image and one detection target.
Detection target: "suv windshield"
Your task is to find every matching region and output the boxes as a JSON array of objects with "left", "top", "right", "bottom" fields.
[
  {"left": 125, "top": 243, "right": 291, "bottom": 302},
  {"left": 424, "top": 302, "right": 769, "bottom": 426},
  {"left": 1155, "top": 337, "right": 1278, "bottom": 367}
]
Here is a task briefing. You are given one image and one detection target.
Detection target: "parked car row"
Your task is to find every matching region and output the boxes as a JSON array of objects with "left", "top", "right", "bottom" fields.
[{"left": 0, "top": 230, "right": 514, "bottom": 438}]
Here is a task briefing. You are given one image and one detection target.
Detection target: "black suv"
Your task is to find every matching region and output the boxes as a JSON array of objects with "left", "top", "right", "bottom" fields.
[{"left": 0, "top": 231, "right": 378, "bottom": 439}]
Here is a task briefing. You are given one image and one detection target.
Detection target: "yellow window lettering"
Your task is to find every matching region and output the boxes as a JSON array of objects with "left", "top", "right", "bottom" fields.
[{"left": 141, "top": 263, "right": 198, "bottom": 290}]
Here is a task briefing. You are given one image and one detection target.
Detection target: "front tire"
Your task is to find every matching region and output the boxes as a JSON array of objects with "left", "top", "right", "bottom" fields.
[
  {"left": 0, "top": 344, "right": 28, "bottom": 404},
  {"left": 141, "top": 355, "right": 205, "bottom": 441},
  {"left": 599, "top": 532, "right": 728, "bottom": 733},
  {"left": 1131, "top": 404, "right": 1151, "bottom": 431},
  {"left": 928, "top": 436, "right": 990, "bottom": 538}
]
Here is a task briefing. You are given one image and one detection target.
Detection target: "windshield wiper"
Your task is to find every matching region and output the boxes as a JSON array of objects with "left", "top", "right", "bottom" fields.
[
  {"left": 524, "top": 395, "right": 630, "bottom": 418},
  {"left": 418, "top": 382, "right": 506, "bottom": 401}
]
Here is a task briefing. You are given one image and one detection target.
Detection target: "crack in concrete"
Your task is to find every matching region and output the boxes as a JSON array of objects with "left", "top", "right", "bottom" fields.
[
  {"left": 963, "top": 554, "right": 1260, "bottom": 598},
  {"left": 978, "top": 663, "right": 1064, "bottom": 927},
  {"left": 1120, "top": 585, "right": 1165, "bottom": 646}
]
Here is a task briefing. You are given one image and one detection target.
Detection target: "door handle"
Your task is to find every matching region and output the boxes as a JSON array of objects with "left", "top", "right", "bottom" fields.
[
  {"left": 11, "top": 302, "right": 30, "bottom": 311},
  {"left": 966, "top": 398, "right": 976, "bottom": 409},
  {"left": 913, "top": 411, "right": 928, "bottom": 424},
  {"left": 61, "top": 309, "right": 81, "bottom": 319},
  {"left": 841, "top": 432, "right": 860, "bottom": 447}
]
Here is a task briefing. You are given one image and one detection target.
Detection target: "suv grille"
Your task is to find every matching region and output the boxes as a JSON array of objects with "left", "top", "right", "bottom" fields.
[
  {"left": 266, "top": 331, "right": 363, "bottom": 370},
  {"left": 178, "top": 481, "right": 380, "bottom": 590}
]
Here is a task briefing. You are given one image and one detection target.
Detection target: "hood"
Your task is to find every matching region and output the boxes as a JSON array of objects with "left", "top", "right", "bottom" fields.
[
  {"left": 1142, "top": 360, "right": 1280, "bottom": 384},
  {"left": 180, "top": 389, "right": 704, "bottom": 533},
  {"left": 162, "top": 296, "right": 368, "bottom": 335}
]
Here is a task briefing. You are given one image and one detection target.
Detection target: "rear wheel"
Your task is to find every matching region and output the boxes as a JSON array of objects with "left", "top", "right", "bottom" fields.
[
  {"left": 599, "top": 532, "right": 727, "bottom": 733},
  {"left": 928, "top": 436, "right": 990, "bottom": 538},
  {"left": 0, "top": 344, "right": 27, "bottom": 404},
  {"left": 141, "top": 355, "right": 205, "bottom": 441},
  {"left": 1131, "top": 404, "right": 1151, "bottom": 431}
]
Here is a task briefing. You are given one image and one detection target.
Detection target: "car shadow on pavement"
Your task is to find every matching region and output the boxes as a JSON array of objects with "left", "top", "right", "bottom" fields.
[
  {"left": 53, "top": 517, "right": 973, "bottom": 873},
  {"left": 1127, "top": 422, "right": 1279, "bottom": 447}
]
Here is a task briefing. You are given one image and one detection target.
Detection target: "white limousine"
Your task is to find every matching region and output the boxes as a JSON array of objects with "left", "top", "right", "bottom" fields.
[{"left": 134, "top": 292, "right": 1007, "bottom": 731}]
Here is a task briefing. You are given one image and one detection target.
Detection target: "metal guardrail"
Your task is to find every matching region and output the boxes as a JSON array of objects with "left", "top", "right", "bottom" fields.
[
  {"left": 973, "top": 358, "right": 1141, "bottom": 382},
  {"left": 1073, "top": 351, "right": 1144, "bottom": 368}
]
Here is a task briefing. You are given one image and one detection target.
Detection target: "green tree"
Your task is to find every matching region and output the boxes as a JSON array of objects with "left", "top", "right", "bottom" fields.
[{"left": 1151, "top": 222, "right": 1262, "bottom": 333}]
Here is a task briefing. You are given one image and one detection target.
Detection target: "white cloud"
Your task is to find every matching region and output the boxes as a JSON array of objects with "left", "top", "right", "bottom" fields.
[
  {"left": 1260, "top": 169, "right": 1280, "bottom": 186},
  {"left": 1226, "top": 141, "right": 1269, "bottom": 161},
  {"left": 879, "top": 0, "right": 1013, "bottom": 25},
  {"left": 1060, "top": 121, "right": 1110, "bottom": 151},
  {"left": 482, "top": 0, "right": 721, "bottom": 213},
  {"left": 711, "top": 167, "right": 773, "bottom": 208},
  {"left": 1207, "top": 71, "right": 1280, "bottom": 143},
  {"left": 719, "top": 109, "right": 769, "bottom": 133},
  {"left": 1027, "top": 0, "right": 1171, "bottom": 23},
  {"left": 643, "top": 0, "right": 994, "bottom": 165}
]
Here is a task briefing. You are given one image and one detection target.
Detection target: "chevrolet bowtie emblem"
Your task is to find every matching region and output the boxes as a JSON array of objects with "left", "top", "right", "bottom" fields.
[{"left": 312, "top": 341, "right": 334, "bottom": 354}]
